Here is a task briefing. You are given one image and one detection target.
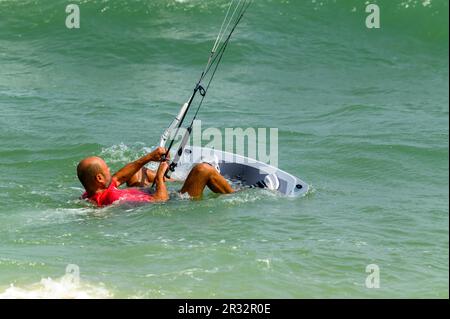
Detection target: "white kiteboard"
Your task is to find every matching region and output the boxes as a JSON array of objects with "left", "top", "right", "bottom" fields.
[{"left": 170, "top": 146, "right": 309, "bottom": 197}]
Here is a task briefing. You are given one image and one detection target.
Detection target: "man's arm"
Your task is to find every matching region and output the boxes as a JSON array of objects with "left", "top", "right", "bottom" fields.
[
  {"left": 113, "top": 147, "right": 167, "bottom": 187},
  {"left": 152, "top": 162, "right": 169, "bottom": 202}
]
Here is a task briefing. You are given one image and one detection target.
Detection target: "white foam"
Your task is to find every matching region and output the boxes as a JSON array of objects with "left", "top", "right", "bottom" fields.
[
  {"left": 0, "top": 274, "right": 113, "bottom": 299},
  {"left": 220, "top": 189, "right": 278, "bottom": 205},
  {"left": 100, "top": 143, "right": 154, "bottom": 164}
]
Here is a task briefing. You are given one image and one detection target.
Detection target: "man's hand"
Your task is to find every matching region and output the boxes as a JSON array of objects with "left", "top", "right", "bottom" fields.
[{"left": 152, "top": 147, "right": 169, "bottom": 162}]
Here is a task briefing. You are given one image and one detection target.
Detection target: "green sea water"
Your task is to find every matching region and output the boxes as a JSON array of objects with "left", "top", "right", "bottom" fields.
[{"left": 0, "top": 0, "right": 448, "bottom": 298}]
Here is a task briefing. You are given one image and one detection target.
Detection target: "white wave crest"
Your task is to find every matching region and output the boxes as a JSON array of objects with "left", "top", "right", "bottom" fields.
[{"left": 0, "top": 274, "right": 113, "bottom": 299}]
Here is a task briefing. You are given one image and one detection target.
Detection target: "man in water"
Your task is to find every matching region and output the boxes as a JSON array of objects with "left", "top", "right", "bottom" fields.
[{"left": 77, "top": 147, "right": 234, "bottom": 207}]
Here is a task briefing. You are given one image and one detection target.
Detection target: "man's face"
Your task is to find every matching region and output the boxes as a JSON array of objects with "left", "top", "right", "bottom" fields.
[
  {"left": 97, "top": 159, "right": 112, "bottom": 187},
  {"left": 77, "top": 156, "right": 113, "bottom": 192}
]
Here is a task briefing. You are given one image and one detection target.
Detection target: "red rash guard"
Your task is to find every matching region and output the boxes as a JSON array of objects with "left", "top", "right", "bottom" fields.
[{"left": 82, "top": 179, "right": 154, "bottom": 207}]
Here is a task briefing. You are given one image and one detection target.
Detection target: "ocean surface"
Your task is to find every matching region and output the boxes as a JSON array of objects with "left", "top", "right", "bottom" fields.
[{"left": 0, "top": 0, "right": 448, "bottom": 298}]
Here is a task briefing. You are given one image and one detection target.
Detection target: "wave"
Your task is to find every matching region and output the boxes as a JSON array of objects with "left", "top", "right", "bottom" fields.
[
  {"left": 0, "top": 0, "right": 446, "bottom": 44},
  {"left": 0, "top": 273, "right": 113, "bottom": 299}
]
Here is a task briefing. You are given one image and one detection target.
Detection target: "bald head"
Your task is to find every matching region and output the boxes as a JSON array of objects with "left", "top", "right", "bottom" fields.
[{"left": 77, "top": 157, "right": 111, "bottom": 193}]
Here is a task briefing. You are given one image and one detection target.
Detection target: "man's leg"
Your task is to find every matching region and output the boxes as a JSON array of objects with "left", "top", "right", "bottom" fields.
[
  {"left": 126, "top": 168, "right": 145, "bottom": 187},
  {"left": 180, "top": 163, "right": 234, "bottom": 198}
]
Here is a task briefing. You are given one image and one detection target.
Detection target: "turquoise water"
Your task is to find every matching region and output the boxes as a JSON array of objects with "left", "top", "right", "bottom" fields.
[{"left": 0, "top": 0, "right": 448, "bottom": 298}]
